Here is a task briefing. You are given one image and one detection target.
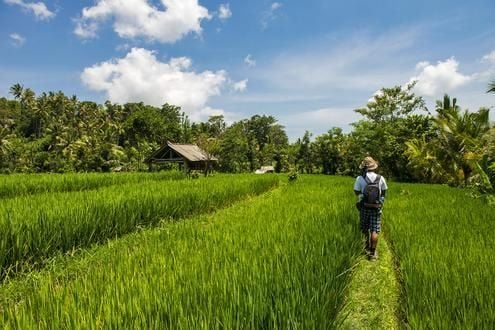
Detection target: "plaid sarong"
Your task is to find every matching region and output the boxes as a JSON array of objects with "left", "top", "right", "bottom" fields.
[{"left": 359, "top": 207, "right": 382, "bottom": 233}]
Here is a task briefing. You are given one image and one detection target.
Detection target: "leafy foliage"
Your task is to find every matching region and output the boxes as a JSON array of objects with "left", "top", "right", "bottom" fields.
[{"left": 1, "top": 83, "right": 493, "bottom": 195}]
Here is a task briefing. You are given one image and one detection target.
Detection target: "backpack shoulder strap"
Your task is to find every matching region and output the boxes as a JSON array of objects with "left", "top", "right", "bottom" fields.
[
  {"left": 373, "top": 175, "right": 381, "bottom": 184},
  {"left": 364, "top": 175, "right": 372, "bottom": 184}
]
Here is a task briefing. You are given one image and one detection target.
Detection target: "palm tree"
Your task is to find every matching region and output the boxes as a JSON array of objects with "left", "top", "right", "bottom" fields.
[
  {"left": 435, "top": 94, "right": 460, "bottom": 117},
  {"left": 488, "top": 80, "right": 495, "bottom": 94},
  {"left": 405, "top": 137, "right": 446, "bottom": 183},
  {"left": 9, "top": 83, "right": 23, "bottom": 99},
  {"left": 0, "top": 126, "right": 15, "bottom": 167},
  {"left": 434, "top": 98, "right": 491, "bottom": 185}
]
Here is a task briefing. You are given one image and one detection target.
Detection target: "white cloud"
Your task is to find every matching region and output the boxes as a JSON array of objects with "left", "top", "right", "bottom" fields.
[
  {"left": 74, "top": 0, "right": 210, "bottom": 43},
  {"left": 476, "top": 50, "right": 495, "bottom": 82},
  {"left": 271, "top": 2, "right": 282, "bottom": 10},
  {"left": 232, "top": 79, "right": 248, "bottom": 92},
  {"left": 409, "top": 57, "right": 472, "bottom": 96},
  {"left": 218, "top": 3, "right": 232, "bottom": 20},
  {"left": 367, "top": 90, "right": 384, "bottom": 104},
  {"left": 81, "top": 48, "right": 227, "bottom": 120},
  {"left": 9, "top": 33, "right": 26, "bottom": 47},
  {"left": 280, "top": 107, "right": 361, "bottom": 140},
  {"left": 258, "top": 28, "right": 421, "bottom": 93},
  {"left": 482, "top": 50, "right": 495, "bottom": 65},
  {"left": 261, "top": 2, "right": 283, "bottom": 30},
  {"left": 193, "top": 106, "right": 224, "bottom": 122},
  {"left": 193, "top": 106, "right": 240, "bottom": 124},
  {"left": 4, "top": 0, "right": 55, "bottom": 21},
  {"left": 244, "top": 54, "right": 256, "bottom": 68}
]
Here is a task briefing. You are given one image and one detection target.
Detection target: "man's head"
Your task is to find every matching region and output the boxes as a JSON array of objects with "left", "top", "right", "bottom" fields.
[{"left": 360, "top": 156, "right": 378, "bottom": 171}]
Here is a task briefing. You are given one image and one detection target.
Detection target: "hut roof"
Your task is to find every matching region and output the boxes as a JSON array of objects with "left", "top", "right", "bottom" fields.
[
  {"left": 147, "top": 141, "right": 218, "bottom": 163},
  {"left": 255, "top": 166, "right": 275, "bottom": 174}
]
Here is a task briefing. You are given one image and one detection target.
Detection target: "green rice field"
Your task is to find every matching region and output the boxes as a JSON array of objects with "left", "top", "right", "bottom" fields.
[
  {"left": 0, "top": 171, "right": 185, "bottom": 199},
  {"left": 385, "top": 183, "right": 495, "bottom": 328},
  {"left": 0, "top": 173, "right": 493, "bottom": 328}
]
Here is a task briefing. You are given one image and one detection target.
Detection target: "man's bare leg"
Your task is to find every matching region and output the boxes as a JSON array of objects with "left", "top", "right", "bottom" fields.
[{"left": 370, "top": 231, "right": 378, "bottom": 259}]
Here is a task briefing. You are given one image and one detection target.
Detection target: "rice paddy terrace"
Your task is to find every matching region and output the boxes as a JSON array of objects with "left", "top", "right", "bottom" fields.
[{"left": 0, "top": 172, "right": 493, "bottom": 328}]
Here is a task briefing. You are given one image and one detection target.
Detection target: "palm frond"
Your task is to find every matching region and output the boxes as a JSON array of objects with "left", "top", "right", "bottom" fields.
[{"left": 488, "top": 80, "right": 495, "bottom": 93}]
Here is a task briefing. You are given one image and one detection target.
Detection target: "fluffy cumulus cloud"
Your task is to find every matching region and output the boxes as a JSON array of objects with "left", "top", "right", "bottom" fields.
[
  {"left": 74, "top": 0, "right": 210, "bottom": 43},
  {"left": 409, "top": 57, "right": 472, "bottom": 96},
  {"left": 218, "top": 3, "right": 232, "bottom": 20},
  {"left": 4, "top": 0, "right": 55, "bottom": 21},
  {"left": 81, "top": 48, "right": 228, "bottom": 119},
  {"left": 9, "top": 33, "right": 26, "bottom": 47},
  {"left": 232, "top": 79, "right": 248, "bottom": 92}
]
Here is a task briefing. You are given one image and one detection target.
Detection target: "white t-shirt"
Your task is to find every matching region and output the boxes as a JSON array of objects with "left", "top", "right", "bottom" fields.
[{"left": 354, "top": 172, "right": 388, "bottom": 197}]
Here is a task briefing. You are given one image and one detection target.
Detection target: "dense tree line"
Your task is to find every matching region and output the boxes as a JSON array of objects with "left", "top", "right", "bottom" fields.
[
  {"left": 0, "top": 84, "right": 289, "bottom": 173},
  {"left": 0, "top": 82, "right": 494, "bottom": 194},
  {"left": 293, "top": 82, "right": 495, "bottom": 195}
]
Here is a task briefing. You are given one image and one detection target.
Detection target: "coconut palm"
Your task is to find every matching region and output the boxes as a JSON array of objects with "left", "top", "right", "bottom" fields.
[
  {"left": 0, "top": 126, "right": 15, "bottom": 167},
  {"left": 488, "top": 80, "right": 495, "bottom": 94},
  {"left": 405, "top": 137, "right": 446, "bottom": 183},
  {"left": 9, "top": 83, "right": 23, "bottom": 99},
  {"left": 434, "top": 98, "right": 491, "bottom": 185}
]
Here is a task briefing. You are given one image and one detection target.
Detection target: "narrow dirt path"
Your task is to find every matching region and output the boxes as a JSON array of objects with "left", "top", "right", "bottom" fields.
[{"left": 336, "top": 236, "right": 401, "bottom": 329}]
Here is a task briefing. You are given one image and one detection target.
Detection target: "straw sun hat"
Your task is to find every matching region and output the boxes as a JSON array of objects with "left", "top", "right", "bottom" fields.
[{"left": 360, "top": 156, "right": 378, "bottom": 170}]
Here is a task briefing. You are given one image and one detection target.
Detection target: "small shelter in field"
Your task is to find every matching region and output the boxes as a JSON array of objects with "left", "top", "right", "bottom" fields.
[
  {"left": 255, "top": 166, "right": 275, "bottom": 174},
  {"left": 146, "top": 141, "right": 218, "bottom": 174}
]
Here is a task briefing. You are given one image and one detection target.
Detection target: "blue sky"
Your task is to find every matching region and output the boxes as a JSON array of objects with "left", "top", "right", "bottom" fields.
[{"left": 1, "top": 0, "right": 494, "bottom": 140}]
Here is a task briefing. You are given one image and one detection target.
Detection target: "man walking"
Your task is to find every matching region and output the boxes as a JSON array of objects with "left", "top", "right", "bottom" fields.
[{"left": 354, "top": 157, "right": 388, "bottom": 261}]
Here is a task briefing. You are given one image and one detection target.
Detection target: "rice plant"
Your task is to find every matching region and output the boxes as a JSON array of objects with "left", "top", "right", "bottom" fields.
[
  {"left": 385, "top": 183, "right": 495, "bottom": 328},
  {"left": 3, "top": 175, "right": 491, "bottom": 328},
  {"left": 0, "top": 171, "right": 185, "bottom": 199},
  {"left": 0, "top": 175, "right": 361, "bottom": 328},
  {"left": 0, "top": 174, "right": 278, "bottom": 279}
]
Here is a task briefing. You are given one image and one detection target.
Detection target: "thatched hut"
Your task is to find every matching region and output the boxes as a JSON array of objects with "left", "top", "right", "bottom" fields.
[{"left": 146, "top": 141, "right": 218, "bottom": 175}]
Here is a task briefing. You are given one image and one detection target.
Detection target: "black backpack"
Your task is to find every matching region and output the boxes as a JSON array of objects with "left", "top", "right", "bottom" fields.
[{"left": 363, "top": 175, "right": 382, "bottom": 209}]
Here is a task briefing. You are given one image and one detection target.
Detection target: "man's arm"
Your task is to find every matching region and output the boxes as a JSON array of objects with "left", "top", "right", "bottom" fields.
[
  {"left": 380, "top": 177, "right": 388, "bottom": 204},
  {"left": 353, "top": 177, "right": 362, "bottom": 196}
]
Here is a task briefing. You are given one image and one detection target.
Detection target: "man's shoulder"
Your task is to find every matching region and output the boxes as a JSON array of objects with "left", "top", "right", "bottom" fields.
[
  {"left": 354, "top": 176, "right": 364, "bottom": 189},
  {"left": 355, "top": 175, "right": 366, "bottom": 183}
]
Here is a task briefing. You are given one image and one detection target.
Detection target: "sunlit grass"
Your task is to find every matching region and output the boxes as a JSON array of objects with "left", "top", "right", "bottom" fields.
[
  {"left": 0, "top": 171, "right": 185, "bottom": 199},
  {"left": 0, "top": 175, "right": 360, "bottom": 328},
  {"left": 385, "top": 183, "right": 495, "bottom": 328},
  {"left": 0, "top": 174, "right": 278, "bottom": 279},
  {"left": 2, "top": 175, "right": 492, "bottom": 328}
]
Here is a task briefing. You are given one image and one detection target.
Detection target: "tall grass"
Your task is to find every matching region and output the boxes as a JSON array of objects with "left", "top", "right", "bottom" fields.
[
  {"left": 385, "top": 183, "right": 495, "bottom": 328},
  {"left": 0, "top": 174, "right": 278, "bottom": 279},
  {"left": 0, "top": 171, "right": 185, "bottom": 199},
  {"left": 0, "top": 176, "right": 361, "bottom": 328}
]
